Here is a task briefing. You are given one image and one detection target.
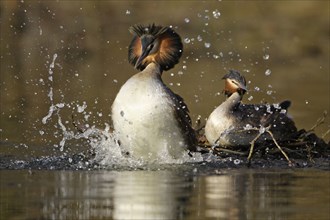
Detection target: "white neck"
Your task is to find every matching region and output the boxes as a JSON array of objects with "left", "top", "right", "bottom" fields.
[
  {"left": 143, "top": 62, "right": 162, "bottom": 76},
  {"left": 222, "top": 92, "right": 242, "bottom": 111},
  {"left": 204, "top": 92, "right": 242, "bottom": 145},
  {"left": 111, "top": 62, "right": 190, "bottom": 160}
]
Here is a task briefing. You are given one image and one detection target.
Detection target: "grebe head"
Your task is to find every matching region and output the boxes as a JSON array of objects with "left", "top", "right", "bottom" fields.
[
  {"left": 128, "top": 24, "right": 183, "bottom": 71},
  {"left": 222, "top": 70, "right": 247, "bottom": 97}
]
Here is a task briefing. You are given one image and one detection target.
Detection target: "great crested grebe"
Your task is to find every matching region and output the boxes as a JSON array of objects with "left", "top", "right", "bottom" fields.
[
  {"left": 205, "top": 70, "right": 298, "bottom": 147},
  {"left": 111, "top": 24, "right": 196, "bottom": 160}
]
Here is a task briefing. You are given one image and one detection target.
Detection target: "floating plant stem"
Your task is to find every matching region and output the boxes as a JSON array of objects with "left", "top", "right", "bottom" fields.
[{"left": 309, "top": 111, "right": 327, "bottom": 132}]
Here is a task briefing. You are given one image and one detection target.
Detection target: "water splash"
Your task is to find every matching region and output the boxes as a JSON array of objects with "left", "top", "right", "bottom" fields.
[
  {"left": 42, "top": 53, "right": 58, "bottom": 124},
  {"left": 184, "top": 38, "right": 191, "bottom": 44},
  {"left": 89, "top": 128, "right": 203, "bottom": 168},
  {"left": 263, "top": 54, "right": 270, "bottom": 60},
  {"left": 39, "top": 54, "right": 204, "bottom": 169},
  {"left": 212, "top": 9, "right": 221, "bottom": 19},
  {"left": 265, "top": 69, "right": 272, "bottom": 76},
  {"left": 77, "top": 102, "right": 87, "bottom": 113},
  {"left": 259, "top": 126, "right": 267, "bottom": 134},
  {"left": 204, "top": 42, "right": 211, "bottom": 48}
]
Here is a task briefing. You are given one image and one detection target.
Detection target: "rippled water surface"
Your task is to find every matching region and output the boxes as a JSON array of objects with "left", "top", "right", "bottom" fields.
[{"left": 1, "top": 169, "right": 329, "bottom": 220}]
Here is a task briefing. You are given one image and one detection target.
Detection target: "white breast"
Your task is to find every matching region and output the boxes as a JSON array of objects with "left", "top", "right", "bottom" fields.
[
  {"left": 111, "top": 71, "right": 187, "bottom": 160},
  {"left": 205, "top": 105, "right": 234, "bottom": 146}
]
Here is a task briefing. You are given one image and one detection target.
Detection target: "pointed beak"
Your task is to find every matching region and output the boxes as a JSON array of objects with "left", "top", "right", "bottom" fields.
[
  {"left": 238, "top": 82, "right": 247, "bottom": 92},
  {"left": 134, "top": 36, "right": 155, "bottom": 70},
  {"left": 134, "top": 45, "right": 149, "bottom": 70}
]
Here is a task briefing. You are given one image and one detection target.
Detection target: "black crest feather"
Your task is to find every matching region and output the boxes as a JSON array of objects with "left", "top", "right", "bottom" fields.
[
  {"left": 223, "top": 70, "right": 247, "bottom": 87},
  {"left": 128, "top": 24, "right": 183, "bottom": 71},
  {"left": 129, "top": 24, "right": 168, "bottom": 37}
]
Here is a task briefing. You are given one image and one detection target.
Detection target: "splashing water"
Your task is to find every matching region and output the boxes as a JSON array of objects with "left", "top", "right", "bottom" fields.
[
  {"left": 263, "top": 54, "right": 270, "bottom": 60},
  {"left": 42, "top": 54, "right": 57, "bottom": 124},
  {"left": 265, "top": 69, "right": 272, "bottom": 76},
  {"left": 39, "top": 54, "right": 203, "bottom": 169}
]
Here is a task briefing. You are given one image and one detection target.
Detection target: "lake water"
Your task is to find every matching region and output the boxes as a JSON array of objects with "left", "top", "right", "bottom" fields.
[
  {"left": 0, "top": 2, "right": 329, "bottom": 220},
  {"left": 1, "top": 168, "right": 329, "bottom": 220}
]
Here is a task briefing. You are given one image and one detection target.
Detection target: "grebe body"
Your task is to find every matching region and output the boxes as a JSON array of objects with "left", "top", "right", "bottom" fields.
[{"left": 112, "top": 24, "right": 196, "bottom": 160}]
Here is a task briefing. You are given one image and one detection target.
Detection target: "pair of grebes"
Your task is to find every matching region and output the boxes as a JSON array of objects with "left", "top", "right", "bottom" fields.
[{"left": 111, "top": 24, "right": 297, "bottom": 160}]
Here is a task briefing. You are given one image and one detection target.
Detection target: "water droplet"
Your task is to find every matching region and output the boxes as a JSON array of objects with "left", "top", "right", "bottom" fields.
[
  {"left": 182, "top": 65, "right": 187, "bottom": 70},
  {"left": 266, "top": 90, "right": 273, "bottom": 95},
  {"left": 305, "top": 100, "right": 309, "bottom": 104},
  {"left": 265, "top": 69, "right": 272, "bottom": 76},
  {"left": 204, "top": 42, "right": 211, "bottom": 48},
  {"left": 263, "top": 54, "right": 270, "bottom": 60},
  {"left": 184, "top": 38, "right": 191, "bottom": 44},
  {"left": 254, "top": 86, "right": 260, "bottom": 92},
  {"left": 77, "top": 102, "right": 87, "bottom": 113},
  {"left": 56, "top": 103, "right": 65, "bottom": 108},
  {"left": 113, "top": 79, "right": 118, "bottom": 83},
  {"left": 212, "top": 9, "right": 221, "bottom": 19},
  {"left": 234, "top": 159, "right": 241, "bottom": 165},
  {"left": 197, "top": 35, "right": 203, "bottom": 41},
  {"left": 244, "top": 124, "right": 253, "bottom": 130},
  {"left": 259, "top": 126, "right": 266, "bottom": 134},
  {"left": 125, "top": 10, "right": 131, "bottom": 15},
  {"left": 248, "top": 96, "right": 253, "bottom": 101},
  {"left": 184, "top": 18, "right": 190, "bottom": 23}
]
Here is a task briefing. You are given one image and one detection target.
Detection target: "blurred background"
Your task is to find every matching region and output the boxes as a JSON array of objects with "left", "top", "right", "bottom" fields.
[{"left": 0, "top": 1, "right": 329, "bottom": 157}]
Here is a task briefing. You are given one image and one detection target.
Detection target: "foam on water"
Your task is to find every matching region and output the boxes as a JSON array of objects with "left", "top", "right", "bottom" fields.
[{"left": 87, "top": 127, "right": 203, "bottom": 168}]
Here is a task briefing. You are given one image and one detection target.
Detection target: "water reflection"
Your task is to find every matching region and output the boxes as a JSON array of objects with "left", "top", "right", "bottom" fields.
[
  {"left": 187, "top": 170, "right": 329, "bottom": 220},
  {"left": 40, "top": 170, "right": 192, "bottom": 220},
  {"left": 1, "top": 169, "right": 329, "bottom": 220},
  {"left": 112, "top": 171, "right": 190, "bottom": 220}
]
